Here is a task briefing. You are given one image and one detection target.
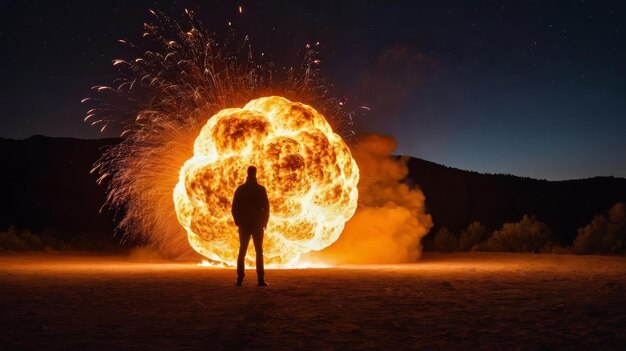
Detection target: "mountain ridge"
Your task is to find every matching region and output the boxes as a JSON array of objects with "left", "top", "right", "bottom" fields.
[{"left": 1, "top": 136, "right": 625, "bottom": 247}]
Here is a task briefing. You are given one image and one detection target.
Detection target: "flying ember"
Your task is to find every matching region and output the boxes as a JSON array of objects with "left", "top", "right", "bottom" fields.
[{"left": 174, "top": 96, "right": 359, "bottom": 265}]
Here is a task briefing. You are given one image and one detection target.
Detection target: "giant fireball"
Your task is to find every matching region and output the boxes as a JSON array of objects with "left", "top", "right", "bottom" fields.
[{"left": 173, "top": 96, "right": 359, "bottom": 265}]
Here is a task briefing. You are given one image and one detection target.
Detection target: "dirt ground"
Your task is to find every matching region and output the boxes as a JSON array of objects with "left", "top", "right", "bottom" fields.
[{"left": 1, "top": 252, "right": 625, "bottom": 350}]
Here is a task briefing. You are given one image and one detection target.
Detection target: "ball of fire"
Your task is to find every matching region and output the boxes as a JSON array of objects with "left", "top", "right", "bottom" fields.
[{"left": 173, "top": 96, "right": 359, "bottom": 265}]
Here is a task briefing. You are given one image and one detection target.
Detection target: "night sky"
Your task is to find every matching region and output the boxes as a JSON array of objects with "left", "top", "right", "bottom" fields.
[{"left": 1, "top": 1, "right": 625, "bottom": 180}]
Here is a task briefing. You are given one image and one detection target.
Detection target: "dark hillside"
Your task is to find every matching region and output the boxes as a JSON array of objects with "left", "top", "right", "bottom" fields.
[
  {"left": 1, "top": 136, "right": 624, "bottom": 248},
  {"left": 406, "top": 157, "right": 626, "bottom": 244},
  {"left": 0, "top": 136, "right": 120, "bottom": 242}
]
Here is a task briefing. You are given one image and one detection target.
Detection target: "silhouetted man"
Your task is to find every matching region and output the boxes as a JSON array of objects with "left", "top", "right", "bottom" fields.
[{"left": 231, "top": 166, "right": 270, "bottom": 287}]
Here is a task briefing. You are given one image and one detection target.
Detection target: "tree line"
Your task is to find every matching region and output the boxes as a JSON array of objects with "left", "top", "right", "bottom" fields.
[{"left": 427, "top": 202, "right": 626, "bottom": 255}]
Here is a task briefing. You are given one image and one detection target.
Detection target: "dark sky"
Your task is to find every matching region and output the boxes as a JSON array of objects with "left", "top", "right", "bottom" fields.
[{"left": 1, "top": 1, "right": 625, "bottom": 180}]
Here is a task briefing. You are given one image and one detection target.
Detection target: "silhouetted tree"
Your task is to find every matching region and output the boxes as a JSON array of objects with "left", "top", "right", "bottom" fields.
[
  {"left": 573, "top": 202, "right": 626, "bottom": 254},
  {"left": 459, "top": 221, "right": 489, "bottom": 251},
  {"left": 482, "top": 215, "right": 552, "bottom": 253},
  {"left": 433, "top": 227, "right": 458, "bottom": 252},
  {"left": 0, "top": 226, "right": 42, "bottom": 251},
  {"left": 606, "top": 202, "right": 626, "bottom": 253},
  {"left": 572, "top": 215, "right": 608, "bottom": 254}
]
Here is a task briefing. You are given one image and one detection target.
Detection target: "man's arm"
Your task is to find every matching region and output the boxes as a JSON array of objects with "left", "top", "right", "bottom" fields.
[
  {"left": 261, "top": 187, "right": 270, "bottom": 228},
  {"left": 231, "top": 187, "right": 241, "bottom": 226}
]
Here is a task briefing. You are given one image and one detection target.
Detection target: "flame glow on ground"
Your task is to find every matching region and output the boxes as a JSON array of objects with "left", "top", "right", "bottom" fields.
[{"left": 174, "top": 96, "right": 359, "bottom": 266}]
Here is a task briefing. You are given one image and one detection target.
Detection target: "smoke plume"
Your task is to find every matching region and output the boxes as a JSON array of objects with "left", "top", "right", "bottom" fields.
[{"left": 311, "top": 134, "right": 433, "bottom": 264}]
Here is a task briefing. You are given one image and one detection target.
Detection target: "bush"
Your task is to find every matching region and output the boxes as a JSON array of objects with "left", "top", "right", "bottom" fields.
[
  {"left": 0, "top": 226, "right": 44, "bottom": 251},
  {"left": 433, "top": 227, "right": 458, "bottom": 252},
  {"left": 572, "top": 215, "right": 608, "bottom": 254},
  {"left": 606, "top": 202, "right": 626, "bottom": 253},
  {"left": 459, "top": 221, "right": 489, "bottom": 251},
  {"left": 573, "top": 202, "right": 626, "bottom": 255},
  {"left": 482, "top": 215, "right": 552, "bottom": 253},
  {"left": 0, "top": 226, "right": 126, "bottom": 252}
]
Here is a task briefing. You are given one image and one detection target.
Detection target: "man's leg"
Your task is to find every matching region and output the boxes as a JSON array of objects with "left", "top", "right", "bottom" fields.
[
  {"left": 251, "top": 228, "right": 265, "bottom": 285},
  {"left": 237, "top": 227, "right": 252, "bottom": 284}
]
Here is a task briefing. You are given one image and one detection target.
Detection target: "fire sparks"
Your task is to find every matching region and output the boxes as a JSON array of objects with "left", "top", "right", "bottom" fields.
[
  {"left": 83, "top": 11, "right": 355, "bottom": 262},
  {"left": 174, "top": 97, "right": 359, "bottom": 265}
]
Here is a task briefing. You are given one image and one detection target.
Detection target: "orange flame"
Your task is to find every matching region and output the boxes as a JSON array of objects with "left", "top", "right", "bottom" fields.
[{"left": 174, "top": 96, "right": 359, "bottom": 266}]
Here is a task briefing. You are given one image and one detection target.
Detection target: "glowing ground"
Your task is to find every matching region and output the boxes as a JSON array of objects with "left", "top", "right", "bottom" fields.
[{"left": 1, "top": 253, "right": 625, "bottom": 350}]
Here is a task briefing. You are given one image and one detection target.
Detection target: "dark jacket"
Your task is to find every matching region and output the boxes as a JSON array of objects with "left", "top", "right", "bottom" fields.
[{"left": 231, "top": 177, "right": 270, "bottom": 229}]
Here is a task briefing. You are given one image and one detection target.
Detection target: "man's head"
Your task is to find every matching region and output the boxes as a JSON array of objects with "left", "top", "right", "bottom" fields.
[{"left": 247, "top": 166, "right": 257, "bottom": 179}]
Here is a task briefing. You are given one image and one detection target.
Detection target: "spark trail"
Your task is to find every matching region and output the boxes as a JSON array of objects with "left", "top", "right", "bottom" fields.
[{"left": 83, "top": 9, "right": 356, "bottom": 262}]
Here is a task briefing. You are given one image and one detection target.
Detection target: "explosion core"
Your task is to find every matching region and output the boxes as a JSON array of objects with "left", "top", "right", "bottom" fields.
[{"left": 174, "top": 96, "right": 359, "bottom": 265}]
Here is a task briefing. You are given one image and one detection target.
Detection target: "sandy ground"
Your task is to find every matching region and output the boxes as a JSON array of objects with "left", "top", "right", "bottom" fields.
[{"left": 1, "top": 253, "right": 626, "bottom": 350}]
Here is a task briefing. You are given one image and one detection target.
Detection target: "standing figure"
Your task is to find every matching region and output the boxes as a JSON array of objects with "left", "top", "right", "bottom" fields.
[{"left": 231, "top": 166, "right": 270, "bottom": 286}]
